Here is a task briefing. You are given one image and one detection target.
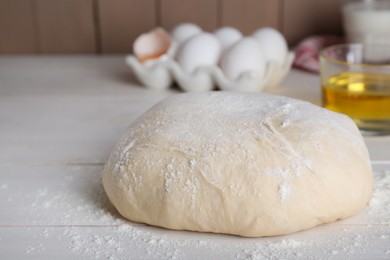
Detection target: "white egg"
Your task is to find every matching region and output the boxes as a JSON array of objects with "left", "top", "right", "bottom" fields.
[
  {"left": 221, "top": 37, "right": 266, "bottom": 80},
  {"left": 176, "top": 32, "right": 221, "bottom": 74},
  {"left": 171, "top": 23, "right": 202, "bottom": 45},
  {"left": 214, "top": 27, "right": 243, "bottom": 52},
  {"left": 252, "top": 27, "right": 288, "bottom": 64}
]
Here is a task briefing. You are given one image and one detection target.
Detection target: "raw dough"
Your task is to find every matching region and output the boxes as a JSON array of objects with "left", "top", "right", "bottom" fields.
[{"left": 103, "top": 92, "right": 373, "bottom": 237}]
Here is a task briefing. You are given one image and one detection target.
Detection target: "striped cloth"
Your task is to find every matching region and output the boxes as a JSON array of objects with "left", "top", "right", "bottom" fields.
[{"left": 293, "top": 35, "right": 344, "bottom": 73}]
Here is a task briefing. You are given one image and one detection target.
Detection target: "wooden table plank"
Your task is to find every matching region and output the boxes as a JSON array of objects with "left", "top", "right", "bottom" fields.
[
  {"left": 0, "top": 164, "right": 116, "bottom": 226},
  {"left": 0, "top": 96, "right": 164, "bottom": 164},
  {"left": 34, "top": 0, "right": 97, "bottom": 53},
  {"left": 98, "top": 0, "right": 157, "bottom": 53},
  {"left": 281, "top": 0, "right": 343, "bottom": 46},
  {"left": 0, "top": 221, "right": 389, "bottom": 259},
  {"left": 221, "top": 0, "right": 281, "bottom": 34},
  {"left": 160, "top": 0, "right": 218, "bottom": 32},
  {"left": 0, "top": 0, "right": 37, "bottom": 54},
  {"left": 364, "top": 138, "right": 390, "bottom": 163},
  {"left": 0, "top": 56, "right": 173, "bottom": 96}
]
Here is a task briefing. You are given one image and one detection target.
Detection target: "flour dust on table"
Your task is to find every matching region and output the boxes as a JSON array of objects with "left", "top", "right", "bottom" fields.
[
  {"left": 103, "top": 92, "right": 373, "bottom": 237},
  {"left": 18, "top": 170, "right": 389, "bottom": 259}
]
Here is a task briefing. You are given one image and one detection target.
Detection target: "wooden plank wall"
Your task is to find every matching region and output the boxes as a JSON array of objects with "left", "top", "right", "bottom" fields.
[{"left": 0, "top": 0, "right": 344, "bottom": 54}]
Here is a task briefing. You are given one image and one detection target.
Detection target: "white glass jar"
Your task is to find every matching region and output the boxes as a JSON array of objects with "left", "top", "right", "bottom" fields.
[{"left": 343, "top": 0, "right": 390, "bottom": 44}]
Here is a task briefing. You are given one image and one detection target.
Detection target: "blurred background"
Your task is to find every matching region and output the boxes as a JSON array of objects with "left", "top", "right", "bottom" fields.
[{"left": 0, "top": 0, "right": 343, "bottom": 54}]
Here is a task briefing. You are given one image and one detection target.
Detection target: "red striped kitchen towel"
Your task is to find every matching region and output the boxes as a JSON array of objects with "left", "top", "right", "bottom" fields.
[{"left": 293, "top": 35, "right": 345, "bottom": 73}]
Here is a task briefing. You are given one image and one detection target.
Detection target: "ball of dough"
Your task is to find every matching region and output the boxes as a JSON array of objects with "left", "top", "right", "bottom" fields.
[{"left": 103, "top": 92, "right": 373, "bottom": 237}]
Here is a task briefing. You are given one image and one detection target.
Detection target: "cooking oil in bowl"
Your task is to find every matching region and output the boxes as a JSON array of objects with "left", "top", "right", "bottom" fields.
[
  {"left": 320, "top": 43, "right": 390, "bottom": 135},
  {"left": 322, "top": 71, "right": 390, "bottom": 134}
]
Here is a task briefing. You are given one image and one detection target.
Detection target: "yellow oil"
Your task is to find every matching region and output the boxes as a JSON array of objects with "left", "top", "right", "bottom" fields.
[{"left": 322, "top": 72, "right": 390, "bottom": 128}]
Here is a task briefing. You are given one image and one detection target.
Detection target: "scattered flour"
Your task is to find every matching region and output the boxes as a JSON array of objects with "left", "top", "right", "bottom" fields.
[
  {"left": 17, "top": 167, "right": 390, "bottom": 259},
  {"left": 25, "top": 243, "right": 44, "bottom": 254},
  {"left": 368, "top": 170, "right": 390, "bottom": 224}
]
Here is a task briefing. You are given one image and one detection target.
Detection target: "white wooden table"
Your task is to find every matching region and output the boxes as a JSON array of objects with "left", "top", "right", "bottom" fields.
[{"left": 1, "top": 56, "right": 389, "bottom": 259}]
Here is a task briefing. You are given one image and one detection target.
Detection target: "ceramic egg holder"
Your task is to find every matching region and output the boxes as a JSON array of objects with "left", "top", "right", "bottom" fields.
[
  {"left": 126, "top": 25, "right": 295, "bottom": 92},
  {"left": 126, "top": 53, "right": 294, "bottom": 92}
]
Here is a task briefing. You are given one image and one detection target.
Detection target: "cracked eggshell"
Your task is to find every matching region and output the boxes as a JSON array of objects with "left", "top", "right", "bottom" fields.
[
  {"left": 221, "top": 37, "right": 266, "bottom": 80},
  {"left": 175, "top": 32, "right": 221, "bottom": 74},
  {"left": 133, "top": 28, "right": 172, "bottom": 62},
  {"left": 252, "top": 27, "right": 288, "bottom": 65},
  {"left": 214, "top": 27, "right": 243, "bottom": 52}
]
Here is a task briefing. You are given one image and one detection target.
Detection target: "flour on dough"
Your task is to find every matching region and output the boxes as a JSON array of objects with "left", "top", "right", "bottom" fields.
[{"left": 103, "top": 92, "right": 373, "bottom": 237}]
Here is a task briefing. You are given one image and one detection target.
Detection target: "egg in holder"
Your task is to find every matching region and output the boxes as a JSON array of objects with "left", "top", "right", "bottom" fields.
[{"left": 126, "top": 24, "right": 294, "bottom": 92}]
